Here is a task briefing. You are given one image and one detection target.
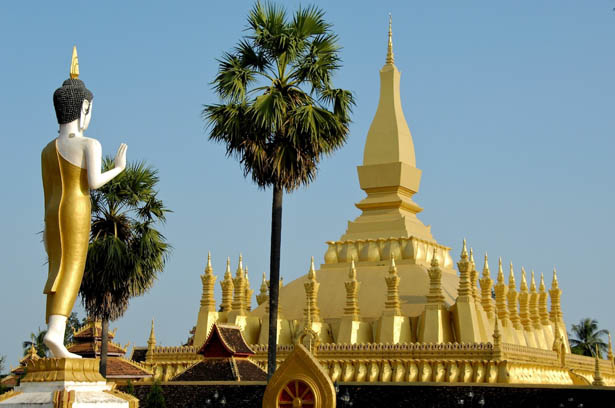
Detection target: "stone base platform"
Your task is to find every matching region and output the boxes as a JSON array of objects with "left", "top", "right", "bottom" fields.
[{"left": 0, "top": 358, "right": 137, "bottom": 408}]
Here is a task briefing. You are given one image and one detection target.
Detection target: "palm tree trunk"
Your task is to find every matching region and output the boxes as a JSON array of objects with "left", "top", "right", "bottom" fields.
[
  {"left": 267, "top": 184, "right": 283, "bottom": 380},
  {"left": 100, "top": 318, "right": 109, "bottom": 377}
]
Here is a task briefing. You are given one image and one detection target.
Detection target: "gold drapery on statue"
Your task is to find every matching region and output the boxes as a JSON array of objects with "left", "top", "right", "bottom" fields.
[{"left": 41, "top": 139, "right": 91, "bottom": 322}]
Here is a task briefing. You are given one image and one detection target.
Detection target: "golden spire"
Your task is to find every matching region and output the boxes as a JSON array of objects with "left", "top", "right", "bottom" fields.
[
  {"left": 244, "top": 266, "right": 254, "bottom": 312},
  {"left": 384, "top": 256, "right": 401, "bottom": 315},
  {"left": 492, "top": 316, "right": 503, "bottom": 359},
  {"left": 608, "top": 332, "right": 614, "bottom": 362},
  {"left": 507, "top": 262, "right": 521, "bottom": 330},
  {"left": 518, "top": 267, "right": 532, "bottom": 332},
  {"left": 147, "top": 319, "right": 156, "bottom": 351},
  {"left": 549, "top": 267, "right": 563, "bottom": 323},
  {"left": 304, "top": 256, "right": 321, "bottom": 322},
  {"left": 256, "top": 272, "right": 269, "bottom": 306},
  {"left": 538, "top": 272, "right": 550, "bottom": 326},
  {"left": 529, "top": 270, "right": 541, "bottom": 331},
  {"left": 70, "top": 46, "right": 80, "bottom": 79},
  {"left": 426, "top": 248, "right": 445, "bottom": 307},
  {"left": 479, "top": 253, "right": 495, "bottom": 320},
  {"left": 344, "top": 259, "right": 361, "bottom": 321},
  {"left": 220, "top": 257, "right": 234, "bottom": 312},
  {"left": 469, "top": 248, "right": 480, "bottom": 303},
  {"left": 386, "top": 14, "right": 394, "bottom": 65},
  {"left": 199, "top": 252, "right": 217, "bottom": 312},
  {"left": 456, "top": 239, "right": 472, "bottom": 300},
  {"left": 593, "top": 344, "right": 606, "bottom": 386},
  {"left": 232, "top": 254, "right": 247, "bottom": 314}
]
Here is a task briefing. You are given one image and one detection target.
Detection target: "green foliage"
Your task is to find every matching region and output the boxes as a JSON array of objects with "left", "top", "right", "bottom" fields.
[
  {"left": 80, "top": 159, "right": 171, "bottom": 322},
  {"left": 145, "top": 380, "right": 166, "bottom": 408},
  {"left": 64, "top": 312, "right": 86, "bottom": 345},
  {"left": 22, "top": 328, "right": 48, "bottom": 357},
  {"left": 124, "top": 380, "right": 136, "bottom": 396},
  {"left": 0, "top": 355, "right": 5, "bottom": 375},
  {"left": 203, "top": 1, "right": 355, "bottom": 192},
  {"left": 569, "top": 318, "right": 608, "bottom": 357}
]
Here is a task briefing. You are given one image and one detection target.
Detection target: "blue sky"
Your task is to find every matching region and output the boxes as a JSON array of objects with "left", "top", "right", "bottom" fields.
[{"left": 0, "top": 1, "right": 614, "bottom": 367}]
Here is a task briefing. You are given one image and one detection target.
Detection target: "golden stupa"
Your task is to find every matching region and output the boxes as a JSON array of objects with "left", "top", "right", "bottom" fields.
[{"left": 137, "top": 22, "right": 615, "bottom": 386}]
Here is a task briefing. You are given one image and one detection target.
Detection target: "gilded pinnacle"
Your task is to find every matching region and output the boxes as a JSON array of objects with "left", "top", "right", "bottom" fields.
[
  {"left": 552, "top": 267, "right": 560, "bottom": 290},
  {"left": 530, "top": 270, "right": 537, "bottom": 293},
  {"left": 539, "top": 272, "right": 546, "bottom": 292},
  {"left": 470, "top": 248, "right": 475, "bottom": 268},
  {"left": 349, "top": 258, "right": 357, "bottom": 280},
  {"left": 386, "top": 14, "right": 394, "bottom": 65},
  {"left": 520, "top": 267, "right": 528, "bottom": 292},
  {"left": 308, "top": 256, "right": 316, "bottom": 280},
  {"left": 497, "top": 257, "right": 505, "bottom": 284},
  {"left": 70, "top": 45, "right": 79, "bottom": 79},
  {"left": 509, "top": 262, "right": 516, "bottom": 288},
  {"left": 225, "top": 257, "right": 232, "bottom": 278},
  {"left": 430, "top": 248, "right": 439, "bottom": 267},
  {"left": 461, "top": 239, "right": 468, "bottom": 260},
  {"left": 236, "top": 254, "right": 244, "bottom": 277},
  {"left": 205, "top": 252, "right": 213, "bottom": 276},
  {"left": 389, "top": 255, "right": 397, "bottom": 273},
  {"left": 482, "top": 253, "right": 490, "bottom": 277}
]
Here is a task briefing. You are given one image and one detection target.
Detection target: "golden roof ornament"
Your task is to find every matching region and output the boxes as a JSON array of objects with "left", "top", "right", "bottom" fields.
[
  {"left": 70, "top": 46, "right": 79, "bottom": 79},
  {"left": 386, "top": 14, "right": 394, "bottom": 65}
]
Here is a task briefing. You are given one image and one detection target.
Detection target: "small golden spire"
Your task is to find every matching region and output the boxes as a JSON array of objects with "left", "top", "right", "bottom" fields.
[
  {"left": 349, "top": 258, "right": 357, "bottom": 280},
  {"left": 456, "top": 239, "right": 472, "bottom": 299},
  {"left": 593, "top": 344, "right": 606, "bottom": 386},
  {"left": 220, "top": 257, "right": 234, "bottom": 312},
  {"left": 480, "top": 252, "right": 495, "bottom": 320},
  {"left": 148, "top": 319, "right": 156, "bottom": 348},
  {"left": 530, "top": 270, "right": 537, "bottom": 293},
  {"left": 232, "top": 254, "right": 247, "bottom": 314},
  {"left": 427, "top": 248, "right": 445, "bottom": 307},
  {"left": 344, "top": 258, "right": 361, "bottom": 321},
  {"left": 520, "top": 267, "right": 528, "bottom": 292},
  {"left": 497, "top": 257, "right": 505, "bottom": 284},
  {"left": 256, "top": 272, "right": 269, "bottom": 306},
  {"left": 552, "top": 267, "right": 559, "bottom": 289},
  {"left": 70, "top": 45, "right": 79, "bottom": 79},
  {"left": 308, "top": 256, "right": 316, "bottom": 280},
  {"left": 482, "top": 253, "right": 490, "bottom": 278},
  {"left": 608, "top": 332, "right": 613, "bottom": 362},
  {"left": 386, "top": 14, "right": 394, "bottom": 65},
  {"left": 200, "top": 252, "right": 217, "bottom": 311},
  {"left": 244, "top": 266, "right": 253, "bottom": 312},
  {"left": 304, "top": 256, "right": 321, "bottom": 322},
  {"left": 384, "top": 255, "right": 401, "bottom": 315},
  {"left": 461, "top": 238, "right": 468, "bottom": 260},
  {"left": 508, "top": 262, "right": 517, "bottom": 288},
  {"left": 205, "top": 252, "right": 213, "bottom": 276}
]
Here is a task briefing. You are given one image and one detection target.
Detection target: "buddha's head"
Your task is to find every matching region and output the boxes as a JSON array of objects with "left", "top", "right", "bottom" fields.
[{"left": 53, "top": 77, "right": 93, "bottom": 128}]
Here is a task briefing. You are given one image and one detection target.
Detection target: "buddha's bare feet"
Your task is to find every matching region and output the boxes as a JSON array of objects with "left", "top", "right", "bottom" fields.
[
  {"left": 45, "top": 314, "right": 83, "bottom": 359},
  {"left": 43, "top": 331, "right": 82, "bottom": 359}
]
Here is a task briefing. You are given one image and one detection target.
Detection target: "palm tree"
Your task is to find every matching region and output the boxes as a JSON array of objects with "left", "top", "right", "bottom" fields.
[
  {"left": 80, "top": 159, "right": 170, "bottom": 377},
  {"left": 0, "top": 355, "right": 6, "bottom": 375},
  {"left": 22, "top": 329, "right": 48, "bottom": 357},
  {"left": 569, "top": 318, "right": 608, "bottom": 357},
  {"left": 203, "top": 1, "right": 354, "bottom": 378}
]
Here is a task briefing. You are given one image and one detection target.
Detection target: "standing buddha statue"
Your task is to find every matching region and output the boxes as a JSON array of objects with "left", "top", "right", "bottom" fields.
[{"left": 41, "top": 47, "right": 128, "bottom": 359}]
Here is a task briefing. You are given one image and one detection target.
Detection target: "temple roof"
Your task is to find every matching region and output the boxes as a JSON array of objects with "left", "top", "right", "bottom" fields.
[
  {"left": 171, "top": 358, "right": 266, "bottom": 382},
  {"left": 73, "top": 321, "right": 116, "bottom": 340},
  {"left": 198, "top": 324, "right": 254, "bottom": 358},
  {"left": 130, "top": 347, "right": 148, "bottom": 363},
  {"left": 105, "top": 357, "right": 153, "bottom": 379},
  {"left": 67, "top": 340, "right": 127, "bottom": 357}
]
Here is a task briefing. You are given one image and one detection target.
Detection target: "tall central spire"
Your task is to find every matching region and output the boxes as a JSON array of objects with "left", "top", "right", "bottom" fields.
[
  {"left": 386, "top": 14, "right": 394, "bottom": 65},
  {"left": 342, "top": 17, "right": 434, "bottom": 243}
]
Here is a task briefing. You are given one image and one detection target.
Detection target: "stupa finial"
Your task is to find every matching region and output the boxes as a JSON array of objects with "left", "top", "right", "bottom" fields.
[
  {"left": 508, "top": 262, "right": 516, "bottom": 288},
  {"left": 520, "top": 267, "right": 528, "bottom": 292},
  {"left": 70, "top": 45, "right": 80, "bottom": 79},
  {"left": 552, "top": 267, "right": 560, "bottom": 290},
  {"left": 308, "top": 256, "right": 317, "bottom": 280},
  {"left": 256, "top": 272, "right": 269, "bottom": 306},
  {"left": 386, "top": 14, "right": 394, "bottom": 65},
  {"left": 205, "top": 252, "right": 213, "bottom": 276},
  {"left": 497, "top": 257, "right": 505, "bottom": 284},
  {"left": 147, "top": 319, "right": 156, "bottom": 350}
]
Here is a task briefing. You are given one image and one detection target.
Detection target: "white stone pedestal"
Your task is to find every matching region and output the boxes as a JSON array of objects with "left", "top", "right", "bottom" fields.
[{"left": 0, "top": 358, "right": 137, "bottom": 407}]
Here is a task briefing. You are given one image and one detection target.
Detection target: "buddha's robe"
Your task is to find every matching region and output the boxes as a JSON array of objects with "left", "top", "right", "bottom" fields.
[{"left": 41, "top": 139, "right": 91, "bottom": 322}]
